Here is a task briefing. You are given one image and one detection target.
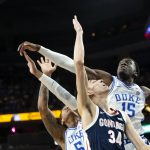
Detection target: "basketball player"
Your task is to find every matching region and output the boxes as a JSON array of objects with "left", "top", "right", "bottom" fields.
[
  {"left": 73, "top": 15, "right": 150, "bottom": 150},
  {"left": 22, "top": 50, "right": 149, "bottom": 150},
  {"left": 24, "top": 53, "right": 91, "bottom": 150},
  {"left": 18, "top": 21, "right": 150, "bottom": 149}
]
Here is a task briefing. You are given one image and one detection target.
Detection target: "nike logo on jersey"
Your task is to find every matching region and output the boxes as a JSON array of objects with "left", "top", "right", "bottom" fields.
[
  {"left": 99, "top": 111, "right": 105, "bottom": 114},
  {"left": 117, "top": 118, "right": 123, "bottom": 121}
]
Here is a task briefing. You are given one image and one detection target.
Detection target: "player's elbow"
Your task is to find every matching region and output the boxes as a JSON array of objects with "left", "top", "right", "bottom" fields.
[
  {"left": 38, "top": 102, "right": 48, "bottom": 114},
  {"left": 74, "top": 60, "right": 84, "bottom": 68}
]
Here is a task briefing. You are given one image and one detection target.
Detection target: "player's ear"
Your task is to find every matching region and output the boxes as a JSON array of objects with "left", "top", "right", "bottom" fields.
[
  {"left": 87, "top": 89, "right": 94, "bottom": 96},
  {"left": 61, "top": 119, "right": 64, "bottom": 125},
  {"left": 133, "top": 70, "right": 138, "bottom": 79}
]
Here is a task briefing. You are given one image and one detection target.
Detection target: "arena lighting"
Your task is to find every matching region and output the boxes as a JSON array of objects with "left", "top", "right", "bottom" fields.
[
  {"left": 144, "top": 16, "right": 150, "bottom": 39},
  {"left": 11, "top": 127, "right": 16, "bottom": 133},
  {"left": 143, "top": 124, "right": 150, "bottom": 134},
  {"left": 0, "top": 110, "right": 61, "bottom": 123},
  {"left": 144, "top": 25, "right": 150, "bottom": 39}
]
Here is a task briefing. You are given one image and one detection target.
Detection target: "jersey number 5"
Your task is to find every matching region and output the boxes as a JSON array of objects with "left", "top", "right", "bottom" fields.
[{"left": 74, "top": 141, "right": 85, "bottom": 150}]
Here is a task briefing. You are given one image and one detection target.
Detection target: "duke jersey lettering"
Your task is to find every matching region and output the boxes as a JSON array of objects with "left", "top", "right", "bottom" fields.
[
  {"left": 108, "top": 76, "right": 145, "bottom": 135},
  {"left": 65, "top": 121, "right": 91, "bottom": 150},
  {"left": 85, "top": 106, "right": 125, "bottom": 150}
]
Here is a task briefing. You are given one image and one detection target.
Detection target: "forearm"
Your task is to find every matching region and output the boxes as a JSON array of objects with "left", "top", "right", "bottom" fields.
[
  {"left": 40, "top": 107, "right": 65, "bottom": 146},
  {"left": 38, "top": 81, "right": 65, "bottom": 145},
  {"left": 38, "top": 83, "right": 49, "bottom": 112},
  {"left": 39, "top": 46, "right": 75, "bottom": 73},
  {"left": 74, "top": 32, "right": 84, "bottom": 64},
  {"left": 74, "top": 30, "right": 90, "bottom": 113},
  {"left": 125, "top": 115, "right": 147, "bottom": 150},
  {"left": 33, "top": 70, "right": 43, "bottom": 79},
  {"left": 39, "top": 74, "right": 77, "bottom": 110}
]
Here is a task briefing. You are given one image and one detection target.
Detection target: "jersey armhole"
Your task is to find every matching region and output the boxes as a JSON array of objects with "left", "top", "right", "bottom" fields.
[
  {"left": 84, "top": 106, "right": 99, "bottom": 131},
  {"left": 108, "top": 76, "right": 115, "bottom": 94},
  {"left": 120, "top": 111, "right": 127, "bottom": 123}
]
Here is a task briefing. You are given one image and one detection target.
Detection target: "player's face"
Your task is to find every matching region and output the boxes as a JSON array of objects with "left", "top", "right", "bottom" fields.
[
  {"left": 88, "top": 79, "right": 109, "bottom": 94},
  {"left": 61, "top": 106, "right": 78, "bottom": 126},
  {"left": 117, "top": 58, "right": 136, "bottom": 80}
]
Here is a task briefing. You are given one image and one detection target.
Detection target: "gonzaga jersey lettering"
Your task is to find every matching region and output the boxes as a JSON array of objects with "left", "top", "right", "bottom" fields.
[
  {"left": 108, "top": 76, "right": 145, "bottom": 135},
  {"left": 65, "top": 122, "right": 91, "bottom": 150},
  {"left": 85, "top": 106, "right": 125, "bottom": 150}
]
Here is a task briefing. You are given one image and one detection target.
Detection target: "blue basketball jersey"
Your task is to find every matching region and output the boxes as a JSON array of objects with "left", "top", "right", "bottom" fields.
[
  {"left": 65, "top": 121, "right": 91, "bottom": 150},
  {"left": 85, "top": 106, "right": 125, "bottom": 150}
]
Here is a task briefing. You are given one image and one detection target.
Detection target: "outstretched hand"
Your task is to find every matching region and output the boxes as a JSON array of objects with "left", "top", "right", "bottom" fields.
[
  {"left": 37, "top": 57, "right": 57, "bottom": 76},
  {"left": 18, "top": 41, "right": 41, "bottom": 56},
  {"left": 72, "top": 15, "right": 83, "bottom": 33},
  {"left": 23, "top": 51, "right": 39, "bottom": 76}
]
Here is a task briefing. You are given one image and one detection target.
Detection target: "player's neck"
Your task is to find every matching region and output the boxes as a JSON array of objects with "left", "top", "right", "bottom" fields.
[
  {"left": 67, "top": 117, "right": 79, "bottom": 128},
  {"left": 100, "top": 103, "right": 109, "bottom": 113},
  {"left": 119, "top": 76, "right": 134, "bottom": 85},
  {"left": 93, "top": 95, "right": 108, "bottom": 111}
]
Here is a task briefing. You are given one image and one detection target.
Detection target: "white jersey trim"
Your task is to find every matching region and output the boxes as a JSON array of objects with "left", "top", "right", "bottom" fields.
[
  {"left": 119, "top": 111, "right": 127, "bottom": 123},
  {"left": 108, "top": 76, "right": 115, "bottom": 95},
  {"left": 84, "top": 106, "right": 99, "bottom": 131}
]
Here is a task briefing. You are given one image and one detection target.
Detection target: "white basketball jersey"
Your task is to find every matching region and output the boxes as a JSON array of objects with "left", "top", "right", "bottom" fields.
[
  {"left": 108, "top": 76, "right": 145, "bottom": 135},
  {"left": 65, "top": 122, "right": 91, "bottom": 150}
]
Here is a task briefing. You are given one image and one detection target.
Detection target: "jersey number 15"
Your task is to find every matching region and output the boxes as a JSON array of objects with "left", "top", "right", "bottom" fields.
[{"left": 122, "top": 102, "right": 135, "bottom": 117}]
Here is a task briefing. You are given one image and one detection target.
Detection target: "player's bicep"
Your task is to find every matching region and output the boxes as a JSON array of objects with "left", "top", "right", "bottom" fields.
[
  {"left": 76, "top": 64, "right": 88, "bottom": 102},
  {"left": 76, "top": 64, "right": 97, "bottom": 127},
  {"left": 81, "top": 101, "right": 97, "bottom": 129}
]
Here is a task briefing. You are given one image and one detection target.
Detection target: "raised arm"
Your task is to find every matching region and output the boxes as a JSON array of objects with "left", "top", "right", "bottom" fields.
[
  {"left": 38, "top": 83, "right": 65, "bottom": 149},
  {"left": 18, "top": 41, "right": 75, "bottom": 73},
  {"left": 124, "top": 112, "right": 150, "bottom": 150},
  {"left": 37, "top": 57, "right": 77, "bottom": 110},
  {"left": 73, "top": 16, "right": 96, "bottom": 128},
  {"left": 23, "top": 52, "right": 77, "bottom": 110},
  {"left": 18, "top": 41, "right": 112, "bottom": 84},
  {"left": 23, "top": 52, "right": 65, "bottom": 148}
]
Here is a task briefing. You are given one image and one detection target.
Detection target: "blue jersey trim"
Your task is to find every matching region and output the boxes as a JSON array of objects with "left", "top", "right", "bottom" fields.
[{"left": 116, "top": 76, "right": 134, "bottom": 88}]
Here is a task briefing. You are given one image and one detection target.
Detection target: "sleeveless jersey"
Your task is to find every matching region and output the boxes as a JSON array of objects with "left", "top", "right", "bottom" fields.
[
  {"left": 65, "top": 121, "right": 91, "bottom": 150},
  {"left": 107, "top": 76, "right": 145, "bottom": 135},
  {"left": 85, "top": 106, "right": 125, "bottom": 150}
]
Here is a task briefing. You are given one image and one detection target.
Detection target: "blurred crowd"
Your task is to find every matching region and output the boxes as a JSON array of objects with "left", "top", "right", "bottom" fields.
[
  {"left": 0, "top": 63, "right": 149, "bottom": 114},
  {"left": 0, "top": 65, "right": 75, "bottom": 114}
]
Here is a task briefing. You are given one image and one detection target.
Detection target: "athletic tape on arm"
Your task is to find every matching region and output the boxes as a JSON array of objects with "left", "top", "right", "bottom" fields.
[
  {"left": 39, "top": 74, "right": 77, "bottom": 110},
  {"left": 39, "top": 46, "right": 75, "bottom": 73}
]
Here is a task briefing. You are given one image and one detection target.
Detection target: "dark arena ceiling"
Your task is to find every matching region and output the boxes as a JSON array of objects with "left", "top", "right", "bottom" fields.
[{"left": 0, "top": 0, "right": 150, "bottom": 73}]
